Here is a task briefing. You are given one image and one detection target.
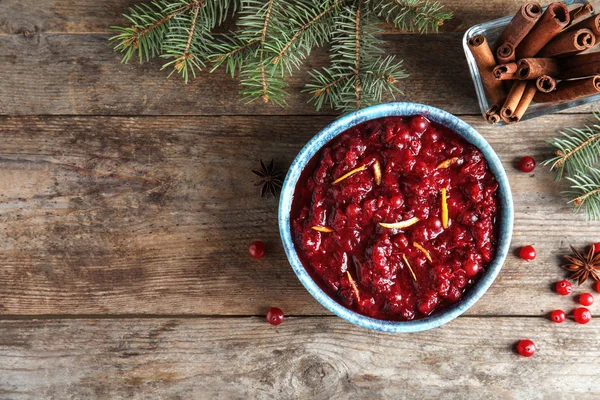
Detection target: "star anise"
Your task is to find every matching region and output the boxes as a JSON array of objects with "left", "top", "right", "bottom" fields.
[
  {"left": 252, "top": 159, "right": 284, "bottom": 197},
  {"left": 561, "top": 245, "right": 600, "bottom": 285}
]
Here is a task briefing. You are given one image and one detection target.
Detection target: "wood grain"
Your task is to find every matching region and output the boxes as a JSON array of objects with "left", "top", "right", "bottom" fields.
[
  {"left": 1, "top": 0, "right": 597, "bottom": 116},
  {"left": 0, "top": 0, "right": 562, "bottom": 35},
  {"left": 2, "top": 1, "right": 600, "bottom": 397},
  {"left": 1, "top": 32, "right": 596, "bottom": 117},
  {"left": 0, "top": 0, "right": 140, "bottom": 35},
  {"left": 0, "top": 114, "right": 598, "bottom": 316},
  {"left": 0, "top": 33, "right": 477, "bottom": 116},
  {"left": 1, "top": 317, "right": 599, "bottom": 399}
]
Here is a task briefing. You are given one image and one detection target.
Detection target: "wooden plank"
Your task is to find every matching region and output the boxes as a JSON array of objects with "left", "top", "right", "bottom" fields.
[
  {"left": 2, "top": 31, "right": 597, "bottom": 117},
  {"left": 0, "top": 114, "right": 598, "bottom": 316},
  {"left": 3, "top": 0, "right": 599, "bottom": 117},
  {"left": 0, "top": 32, "right": 478, "bottom": 116},
  {"left": 0, "top": 0, "right": 562, "bottom": 35},
  {"left": 1, "top": 317, "right": 599, "bottom": 399},
  {"left": 0, "top": 0, "right": 140, "bottom": 35}
]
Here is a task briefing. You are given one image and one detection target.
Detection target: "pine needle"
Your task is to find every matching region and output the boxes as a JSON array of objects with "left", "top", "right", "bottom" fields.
[
  {"left": 564, "top": 167, "right": 600, "bottom": 220},
  {"left": 544, "top": 112, "right": 600, "bottom": 220},
  {"left": 544, "top": 112, "right": 600, "bottom": 181},
  {"left": 269, "top": 0, "right": 345, "bottom": 75},
  {"left": 304, "top": 3, "right": 407, "bottom": 112},
  {"left": 368, "top": 0, "right": 453, "bottom": 33},
  {"left": 110, "top": 0, "right": 451, "bottom": 110}
]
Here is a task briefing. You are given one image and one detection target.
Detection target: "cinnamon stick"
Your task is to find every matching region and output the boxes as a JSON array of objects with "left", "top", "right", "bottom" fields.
[
  {"left": 501, "top": 81, "right": 528, "bottom": 120},
  {"left": 557, "top": 53, "right": 600, "bottom": 80},
  {"left": 507, "top": 82, "right": 537, "bottom": 123},
  {"left": 535, "top": 75, "right": 557, "bottom": 93},
  {"left": 516, "top": 2, "right": 570, "bottom": 59},
  {"left": 495, "top": 2, "right": 542, "bottom": 55},
  {"left": 493, "top": 63, "right": 518, "bottom": 80},
  {"left": 560, "top": 52, "right": 600, "bottom": 69},
  {"left": 533, "top": 76, "right": 600, "bottom": 103},
  {"left": 496, "top": 43, "right": 516, "bottom": 63},
  {"left": 566, "top": 14, "right": 600, "bottom": 40},
  {"left": 468, "top": 35, "right": 506, "bottom": 104},
  {"left": 485, "top": 103, "right": 503, "bottom": 124},
  {"left": 568, "top": 2, "right": 594, "bottom": 26},
  {"left": 517, "top": 58, "right": 561, "bottom": 80},
  {"left": 538, "top": 28, "right": 595, "bottom": 58}
]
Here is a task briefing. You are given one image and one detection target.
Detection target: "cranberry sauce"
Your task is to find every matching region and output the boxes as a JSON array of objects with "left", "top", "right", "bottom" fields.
[{"left": 291, "top": 115, "right": 499, "bottom": 321}]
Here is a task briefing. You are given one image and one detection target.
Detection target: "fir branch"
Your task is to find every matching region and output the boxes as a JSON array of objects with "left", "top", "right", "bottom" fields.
[
  {"left": 269, "top": 0, "right": 345, "bottom": 74},
  {"left": 368, "top": 0, "right": 453, "bottom": 33},
  {"left": 305, "top": 3, "right": 406, "bottom": 112},
  {"left": 160, "top": 4, "right": 212, "bottom": 82},
  {"left": 258, "top": 0, "right": 276, "bottom": 102},
  {"left": 240, "top": 59, "right": 288, "bottom": 106},
  {"left": 110, "top": 0, "right": 206, "bottom": 63},
  {"left": 235, "top": 0, "right": 288, "bottom": 104},
  {"left": 210, "top": 37, "right": 260, "bottom": 76},
  {"left": 211, "top": 0, "right": 286, "bottom": 101},
  {"left": 564, "top": 167, "right": 600, "bottom": 220},
  {"left": 544, "top": 112, "right": 600, "bottom": 181},
  {"left": 354, "top": 4, "right": 363, "bottom": 110},
  {"left": 111, "top": 0, "right": 449, "bottom": 110}
]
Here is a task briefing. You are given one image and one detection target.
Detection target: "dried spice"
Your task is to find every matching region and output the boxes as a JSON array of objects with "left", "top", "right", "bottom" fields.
[
  {"left": 373, "top": 160, "right": 382, "bottom": 185},
  {"left": 333, "top": 165, "right": 367, "bottom": 184},
  {"left": 402, "top": 254, "right": 417, "bottom": 281},
  {"left": 561, "top": 245, "right": 600, "bottom": 284},
  {"left": 311, "top": 225, "right": 334, "bottom": 233},
  {"left": 346, "top": 271, "right": 361, "bottom": 302},
  {"left": 441, "top": 188, "right": 449, "bottom": 228},
  {"left": 414, "top": 242, "right": 432, "bottom": 262},
  {"left": 252, "top": 159, "right": 284, "bottom": 197},
  {"left": 436, "top": 157, "right": 459, "bottom": 169},
  {"left": 379, "top": 217, "right": 420, "bottom": 230}
]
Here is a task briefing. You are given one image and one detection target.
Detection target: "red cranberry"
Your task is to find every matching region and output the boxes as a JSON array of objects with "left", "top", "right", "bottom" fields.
[
  {"left": 516, "top": 339, "right": 536, "bottom": 357},
  {"left": 392, "top": 234, "right": 409, "bottom": 250},
  {"left": 417, "top": 292, "right": 439, "bottom": 315},
  {"left": 556, "top": 280, "right": 572, "bottom": 296},
  {"left": 444, "top": 286, "right": 462, "bottom": 302},
  {"left": 596, "top": 281, "right": 600, "bottom": 293},
  {"left": 266, "top": 307, "right": 284, "bottom": 325},
  {"left": 550, "top": 309, "right": 566, "bottom": 323},
  {"left": 594, "top": 242, "right": 600, "bottom": 254},
  {"left": 518, "top": 156, "right": 536, "bottom": 173},
  {"left": 411, "top": 115, "right": 430, "bottom": 133},
  {"left": 248, "top": 241, "right": 266, "bottom": 259},
  {"left": 579, "top": 293, "right": 594, "bottom": 306},
  {"left": 464, "top": 252, "right": 482, "bottom": 277},
  {"left": 452, "top": 270, "right": 468, "bottom": 289},
  {"left": 464, "top": 262, "right": 478, "bottom": 277},
  {"left": 574, "top": 307, "right": 592, "bottom": 324},
  {"left": 390, "top": 195, "right": 404, "bottom": 208},
  {"left": 519, "top": 245, "right": 536, "bottom": 261}
]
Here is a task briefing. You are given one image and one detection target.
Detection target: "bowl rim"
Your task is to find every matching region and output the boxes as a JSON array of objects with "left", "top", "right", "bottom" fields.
[{"left": 278, "top": 102, "right": 514, "bottom": 332}]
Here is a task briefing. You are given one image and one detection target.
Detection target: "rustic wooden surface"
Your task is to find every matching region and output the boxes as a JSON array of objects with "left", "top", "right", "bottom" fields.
[{"left": 0, "top": 0, "right": 599, "bottom": 398}]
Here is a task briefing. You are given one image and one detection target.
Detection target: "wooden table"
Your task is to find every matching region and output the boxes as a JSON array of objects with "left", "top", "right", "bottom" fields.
[{"left": 1, "top": 1, "right": 599, "bottom": 398}]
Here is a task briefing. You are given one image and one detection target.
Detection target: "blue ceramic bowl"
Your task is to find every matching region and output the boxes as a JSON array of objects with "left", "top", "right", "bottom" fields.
[{"left": 278, "top": 102, "right": 513, "bottom": 332}]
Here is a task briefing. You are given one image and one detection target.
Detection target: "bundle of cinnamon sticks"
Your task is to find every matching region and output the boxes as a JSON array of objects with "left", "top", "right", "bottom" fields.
[{"left": 468, "top": 1, "right": 600, "bottom": 124}]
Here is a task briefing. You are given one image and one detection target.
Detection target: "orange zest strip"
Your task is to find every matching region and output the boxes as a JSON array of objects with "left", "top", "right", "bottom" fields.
[
  {"left": 311, "top": 225, "right": 334, "bottom": 233},
  {"left": 379, "top": 217, "right": 419, "bottom": 230},
  {"left": 373, "top": 160, "right": 382, "bottom": 185},
  {"left": 402, "top": 254, "right": 417, "bottom": 282},
  {"left": 346, "top": 271, "right": 361, "bottom": 302},
  {"left": 437, "top": 157, "right": 459, "bottom": 169},
  {"left": 441, "top": 188, "right": 448, "bottom": 229},
  {"left": 333, "top": 165, "right": 367, "bottom": 184},
  {"left": 413, "top": 242, "right": 432, "bottom": 262}
]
